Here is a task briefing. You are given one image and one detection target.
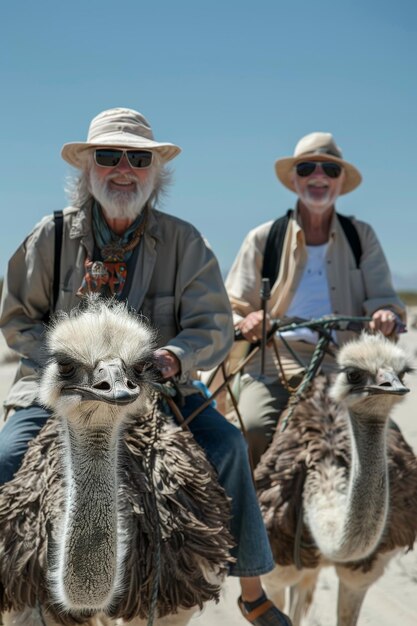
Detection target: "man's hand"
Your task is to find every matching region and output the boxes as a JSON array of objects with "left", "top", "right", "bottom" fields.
[
  {"left": 154, "top": 349, "right": 181, "bottom": 379},
  {"left": 236, "top": 310, "right": 271, "bottom": 343},
  {"left": 369, "top": 309, "right": 398, "bottom": 337}
]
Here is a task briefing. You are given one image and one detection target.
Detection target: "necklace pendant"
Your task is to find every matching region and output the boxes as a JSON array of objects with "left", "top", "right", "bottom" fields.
[{"left": 90, "top": 260, "right": 108, "bottom": 279}]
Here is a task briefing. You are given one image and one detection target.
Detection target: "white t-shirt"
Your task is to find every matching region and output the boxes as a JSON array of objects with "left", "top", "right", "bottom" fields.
[{"left": 280, "top": 243, "right": 332, "bottom": 344}]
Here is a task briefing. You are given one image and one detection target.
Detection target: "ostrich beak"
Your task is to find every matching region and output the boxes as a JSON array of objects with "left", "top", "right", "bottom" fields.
[
  {"left": 64, "top": 360, "right": 140, "bottom": 405},
  {"left": 361, "top": 370, "right": 410, "bottom": 396}
]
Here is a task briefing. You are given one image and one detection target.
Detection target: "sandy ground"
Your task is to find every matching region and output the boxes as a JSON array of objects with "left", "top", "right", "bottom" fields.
[{"left": 0, "top": 311, "right": 417, "bottom": 625}]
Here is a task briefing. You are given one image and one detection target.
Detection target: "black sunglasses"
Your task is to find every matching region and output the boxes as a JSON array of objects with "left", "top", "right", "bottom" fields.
[
  {"left": 295, "top": 161, "right": 342, "bottom": 179},
  {"left": 94, "top": 148, "right": 153, "bottom": 169}
]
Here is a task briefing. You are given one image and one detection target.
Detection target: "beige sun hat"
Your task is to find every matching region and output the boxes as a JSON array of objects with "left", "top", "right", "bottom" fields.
[
  {"left": 275, "top": 132, "right": 362, "bottom": 195},
  {"left": 61, "top": 107, "right": 181, "bottom": 168}
]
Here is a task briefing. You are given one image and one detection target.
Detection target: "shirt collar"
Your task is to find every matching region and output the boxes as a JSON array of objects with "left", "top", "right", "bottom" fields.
[{"left": 293, "top": 202, "right": 339, "bottom": 239}]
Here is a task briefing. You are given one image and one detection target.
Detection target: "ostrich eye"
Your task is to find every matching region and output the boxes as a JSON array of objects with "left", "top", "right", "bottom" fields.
[
  {"left": 398, "top": 367, "right": 412, "bottom": 382},
  {"left": 346, "top": 368, "right": 366, "bottom": 386},
  {"left": 58, "top": 361, "right": 76, "bottom": 378},
  {"left": 132, "top": 362, "right": 145, "bottom": 378},
  {"left": 132, "top": 361, "right": 153, "bottom": 380}
]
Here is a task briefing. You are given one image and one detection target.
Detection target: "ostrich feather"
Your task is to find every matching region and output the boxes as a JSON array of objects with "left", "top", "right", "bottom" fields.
[{"left": 0, "top": 396, "right": 234, "bottom": 624}]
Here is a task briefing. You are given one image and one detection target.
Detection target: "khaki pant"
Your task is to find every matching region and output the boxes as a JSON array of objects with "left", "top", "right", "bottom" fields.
[{"left": 230, "top": 374, "right": 303, "bottom": 467}]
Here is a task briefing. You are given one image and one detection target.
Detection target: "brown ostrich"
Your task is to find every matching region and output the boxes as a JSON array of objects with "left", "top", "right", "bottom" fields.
[
  {"left": 255, "top": 333, "right": 417, "bottom": 626},
  {"left": 0, "top": 299, "right": 234, "bottom": 626}
]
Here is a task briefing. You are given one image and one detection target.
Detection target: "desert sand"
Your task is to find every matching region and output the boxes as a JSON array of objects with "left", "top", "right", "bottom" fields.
[{"left": 0, "top": 312, "right": 416, "bottom": 625}]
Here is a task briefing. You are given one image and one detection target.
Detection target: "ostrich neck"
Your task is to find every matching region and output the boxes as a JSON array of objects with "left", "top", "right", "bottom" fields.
[
  {"left": 343, "top": 411, "right": 389, "bottom": 550},
  {"left": 58, "top": 419, "right": 121, "bottom": 610},
  {"left": 305, "top": 408, "right": 389, "bottom": 562}
]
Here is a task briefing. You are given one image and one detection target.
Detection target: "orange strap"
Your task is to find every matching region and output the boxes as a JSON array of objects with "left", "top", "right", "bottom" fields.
[{"left": 239, "top": 598, "right": 274, "bottom": 622}]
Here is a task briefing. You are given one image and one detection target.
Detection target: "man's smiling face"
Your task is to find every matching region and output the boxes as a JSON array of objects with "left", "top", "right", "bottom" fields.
[
  {"left": 88, "top": 148, "right": 158, "bottom": 220},
  {"left": 291, "top": 160, "right": 345, "bottom": 213}
]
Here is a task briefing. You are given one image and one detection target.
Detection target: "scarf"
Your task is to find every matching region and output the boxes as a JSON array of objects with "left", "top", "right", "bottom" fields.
[{"left": 77, "top": 202, "right": 147, "bottom": 298}]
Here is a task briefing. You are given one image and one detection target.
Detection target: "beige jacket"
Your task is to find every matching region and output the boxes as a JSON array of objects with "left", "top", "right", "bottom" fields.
[
  {"left": 0, "top": 204, "right": 234, "bottom": 409},
  {"left": 225, "top": 209, "right": 406, "bottom": 379}
]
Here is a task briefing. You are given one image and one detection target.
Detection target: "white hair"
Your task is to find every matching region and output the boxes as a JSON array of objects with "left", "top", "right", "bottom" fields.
[{"left": 65, "top": 151, "right": 173, "bottom": 210}]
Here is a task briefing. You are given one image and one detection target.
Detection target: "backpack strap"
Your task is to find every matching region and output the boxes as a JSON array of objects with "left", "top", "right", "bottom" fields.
[
  {"left": 261, "top": 209, "right": 292, "bottom": 286},
  {"left": 336, "top": 212, "right": 362, "bottom": 268},
  {"left": 52, "top": 210, "right": 64, "bottom": 311},
  {"left": 261, "top": 209, "right": 362, "bottom": 287}
]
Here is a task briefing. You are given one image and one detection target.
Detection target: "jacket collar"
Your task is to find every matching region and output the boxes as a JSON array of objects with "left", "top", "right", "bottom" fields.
[{"left": 68, "top": 202, "right": 92, "bottom": 239}]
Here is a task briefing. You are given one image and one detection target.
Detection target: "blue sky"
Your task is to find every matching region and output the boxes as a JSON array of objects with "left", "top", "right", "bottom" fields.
[{"left": 1, "top": 0, "right": 416, "bottom": 287}]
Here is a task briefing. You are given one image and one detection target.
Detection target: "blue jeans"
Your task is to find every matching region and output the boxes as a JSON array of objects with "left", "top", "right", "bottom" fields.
[{"left": 0, "top": 395, "right": 274, "bottom": 577}]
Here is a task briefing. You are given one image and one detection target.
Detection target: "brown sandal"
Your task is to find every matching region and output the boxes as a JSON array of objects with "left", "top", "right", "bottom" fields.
[{"left": 238, "top": 596, "right": 293, "bottom": 626}]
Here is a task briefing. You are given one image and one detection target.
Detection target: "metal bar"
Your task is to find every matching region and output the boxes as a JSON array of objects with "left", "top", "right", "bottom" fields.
[{"left": 260, "top": 278, "right": 271, "bottom": 377}]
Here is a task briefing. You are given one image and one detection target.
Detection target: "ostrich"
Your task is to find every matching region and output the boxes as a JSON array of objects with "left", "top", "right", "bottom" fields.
[
  {"left": 0, "top": 298, "right": 234, "bottom": 626},
  {"left": 255, "top": 333, "right": 417, "bottom": 626}
]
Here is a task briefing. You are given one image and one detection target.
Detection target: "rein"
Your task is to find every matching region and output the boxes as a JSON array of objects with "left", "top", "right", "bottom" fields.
[{"left": 279, "top": 331, "right": 334, "bottom": 432}]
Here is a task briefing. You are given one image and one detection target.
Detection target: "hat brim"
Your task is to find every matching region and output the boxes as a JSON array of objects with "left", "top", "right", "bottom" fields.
[
  {"left": 275, "top": 154, "right": 362, "bottom": 195},
  {"left": 61, "top": 135, "right": 181, "bottom": 169}
]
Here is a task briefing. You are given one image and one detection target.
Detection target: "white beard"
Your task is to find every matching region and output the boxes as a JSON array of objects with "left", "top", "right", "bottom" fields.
[
  {"left": 298, "top": 186, "right": 337, "bottom": 212},
  {"left": 89, "top": 168, "right": 156, "bottom": 220}
]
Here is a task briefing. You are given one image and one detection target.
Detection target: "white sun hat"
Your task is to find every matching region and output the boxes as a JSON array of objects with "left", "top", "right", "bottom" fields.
[
  {"left": 275, "top": 132, "right": 362, "bottom": 195},
  {"left": 61, "top": 107, "right": 181, "bottom": 168}
]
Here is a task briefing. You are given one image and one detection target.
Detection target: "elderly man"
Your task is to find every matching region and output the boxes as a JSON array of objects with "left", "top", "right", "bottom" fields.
[
  {"left": 226, "top": 131, "right": 406, "bottom": 466},
  {"left": 0, "top": 108, "right": 291, "bottom": 626}
]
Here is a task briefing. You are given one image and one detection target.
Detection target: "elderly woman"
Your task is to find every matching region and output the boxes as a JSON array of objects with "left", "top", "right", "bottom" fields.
[{"left": 226, "top": 132, "right": 406, "bottom": 466}]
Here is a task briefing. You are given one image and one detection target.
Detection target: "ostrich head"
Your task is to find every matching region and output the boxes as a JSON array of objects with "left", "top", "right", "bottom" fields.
[
  {"left": 330, "top": 333, "right": 412, "bottom": 416},
  {"left": 39, "top": 297, "right": 158, "bottom": 429}
]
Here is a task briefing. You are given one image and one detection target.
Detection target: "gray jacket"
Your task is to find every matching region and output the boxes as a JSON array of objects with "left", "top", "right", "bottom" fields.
[{"left": 0, "top": 204, "right": 234, "bottom": 409}]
